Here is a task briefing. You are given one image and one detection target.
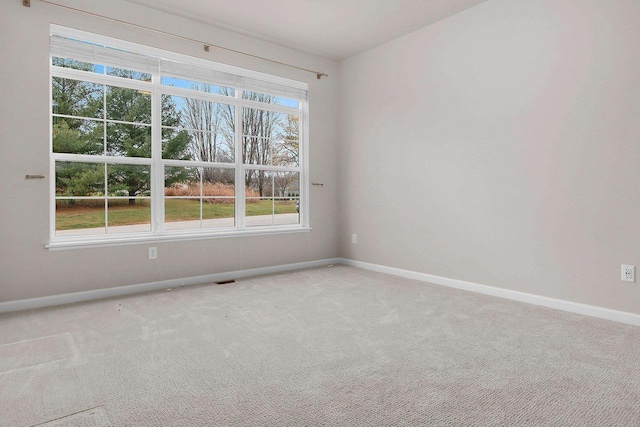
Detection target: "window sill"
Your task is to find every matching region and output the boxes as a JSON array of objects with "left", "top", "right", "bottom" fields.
[{"left": 46, "top": 226, "right": 312, "bottom": 251}]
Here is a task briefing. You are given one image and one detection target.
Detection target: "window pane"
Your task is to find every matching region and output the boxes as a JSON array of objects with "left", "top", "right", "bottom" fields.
[
  {"left": 52, "top": 57, "right": 105, "bottom": 74},
  {"left": 274, "top": 199, "right": 299, "bottom": 225},
  {"left": 52, "top": 117, "right": 104, "bottom": 155},
  {"left": 105, "top": 86, "right": 151, "bottom": 124},
  {"left": 55, "top": 161, "right": 104, "bottom": 196},
  {"left": 165, "top": 166, "right": 199, "bottom": 195},
  {"left": 106, "top": 122, "right": 151, "bottom": 157},
  {"left": 202, "top": 168, "right": 235, "bottom": 193},
  {"left": 55, "top": 199, "right": 105, "bottom": 236},
  {"left": 272, "top": 114, "right": 300, "bottom": 167},
  {"left": 245, "top": 171, "right": 299, "bottom": 227},
  {"left": 245, "top": 198, "right": 274, "bottom": 227},
  {"left": 272, "top": 139, "right": 299, "bottom": 167},
  {"left": 245, "top": 170, "right": 273, "bottom": 198},
  {"left": 162, "top": 95, "right": 235, "bottom": 162},
  {"left": 273, "top": 171, "right": 299, "bottom": 198},
  {"left": 52, "top": 77, "right": 103, "bottom": 118},
  {"left": 202, "top": 200, "right": 235, "bottom": 228},
  {"left": 161, "top": 94, "right": 182, "bottom": 128},
  {"left": 107, "top": 198, "right": 151, "bottom": 234},
  {"left": 242, "top": 91, "right": 299, "bottom": 109},
  {"left": 163, "top": 95, "right": 235, "bottom": 133},
  {"left": 242, "top": 109, "right": 291, "bottom": 165},
  {"left": 164, "top": 198, "right": 201, "bottom": 231},
  {"left": 106, "top": 67, "right": 151, "bottom": 82},
  {"left": 165, "top": 166, "right": 200, "bottom": 230},
  {"left": 107, "top": 164, "right": 151, "bottom": 198},
  {"left": 242, "top": 136, "right": 270, "bottom": 165},
  {"left": 202, "top": 168, "right": 235, "bottom": 228},
  {"left": 161, "top": 128, "right": 191, "bottom": 161},
  {"left": 185, "top": 130, "right": 235, "bottom": 163},
  {"left": 161, "top": 77, "right": 234, "bottom": 96}
]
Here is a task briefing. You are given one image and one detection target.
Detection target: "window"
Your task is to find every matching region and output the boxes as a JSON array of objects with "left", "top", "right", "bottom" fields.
[{"left": 49, "top": 26, "right": 308, "bottom": 247}]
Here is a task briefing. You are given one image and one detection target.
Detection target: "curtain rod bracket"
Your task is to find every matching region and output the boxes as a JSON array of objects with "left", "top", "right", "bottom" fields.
[
  {"left": 317, "top": 73, "right": 328, "bottom": 80},
  {"left": 204, "top": 45, "right": 210, "bottom": 52},
  {"left": 23, "top": 0, "right": 31, "bottom": 7}
]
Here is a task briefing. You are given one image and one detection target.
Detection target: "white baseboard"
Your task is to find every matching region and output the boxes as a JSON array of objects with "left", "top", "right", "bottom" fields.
[
  {"left": 339, "top": 258, "right": 640, "bottom": 327},
  {"left": 3, "top": 257, "right": 639, "bottom": 327},
  {"left": 0, "top": 258, "right": 341, "bottom": 314}
]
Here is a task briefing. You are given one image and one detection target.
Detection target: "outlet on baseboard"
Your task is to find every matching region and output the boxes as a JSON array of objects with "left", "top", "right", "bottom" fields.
[{"left": 621, "top": 264, "right": 635, "bottom": 283}]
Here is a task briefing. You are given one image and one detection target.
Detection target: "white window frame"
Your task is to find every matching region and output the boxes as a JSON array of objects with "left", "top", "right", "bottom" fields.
[{"left": 47, "top": 25, "right": 309, "bottom": 250}]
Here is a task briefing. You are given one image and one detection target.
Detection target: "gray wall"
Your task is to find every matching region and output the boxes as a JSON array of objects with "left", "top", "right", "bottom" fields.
[
  {"left": 338, "top": 0, "right": 640, "bottom": 314},
  {"left": 2, "top": 0, "right": 639, "bottom": 317},
  {"left": 0, "top": 0, "right": 339, "bottom": 302}
]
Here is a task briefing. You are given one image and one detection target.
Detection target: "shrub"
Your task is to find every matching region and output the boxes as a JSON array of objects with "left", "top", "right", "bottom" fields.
[{"left": 165, "top": 182, "right": 259, "bottom": 204}]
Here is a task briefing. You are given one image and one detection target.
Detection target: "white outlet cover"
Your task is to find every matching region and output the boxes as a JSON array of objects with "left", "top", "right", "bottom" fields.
[{"left": 621, "top": 264, "right": 635, "bottom": 283}]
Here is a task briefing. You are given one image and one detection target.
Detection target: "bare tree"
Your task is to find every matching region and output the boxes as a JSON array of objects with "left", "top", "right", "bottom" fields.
[
  {"left": 273, "top": 171, "right": 298, "bottom": 198},
  {"left": 217, "top": 89, "right": 283, "bottom": 196},
  {"left": 182, "top": 84, "right": 234, "bottom": 183},
  {"left": 272, "top": 114, "right": 300, "bottom": 199},
  {"left": 273, "top": 114, "right": 299, "bottom": 167}
]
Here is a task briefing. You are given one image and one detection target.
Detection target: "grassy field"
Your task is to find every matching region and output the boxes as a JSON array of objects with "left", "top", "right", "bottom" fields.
[{"left": 55, "top": 199, "right": 297, "bottom": 230}]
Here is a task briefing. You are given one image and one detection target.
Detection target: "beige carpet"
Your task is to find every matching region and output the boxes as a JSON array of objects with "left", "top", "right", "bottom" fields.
[{"left": 1, "top": 265, "right": 639, "bottom": 426}]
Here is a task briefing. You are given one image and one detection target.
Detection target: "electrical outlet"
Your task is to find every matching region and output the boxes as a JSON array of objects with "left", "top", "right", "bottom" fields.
[
  {"left": 621, "top": 264, "right": 635, "bottom": 283},
  {"left": 352, "top": 234, "right": 357, "bottom": 244},
  {"left": 149, "top": 247, "right": 158, "bottom": 260}
]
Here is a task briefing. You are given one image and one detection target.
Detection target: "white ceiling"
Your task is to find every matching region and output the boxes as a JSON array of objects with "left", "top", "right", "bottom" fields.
[{"left": 125, "top": 0, "right": 489, "bottom": 60}]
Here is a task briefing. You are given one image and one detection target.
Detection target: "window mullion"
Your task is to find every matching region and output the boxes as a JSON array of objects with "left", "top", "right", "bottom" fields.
[
  {"left": 103, "top": 83, "right": 109, "bottom": 235},
  {"left": 235, "top": 91, "right": 245, "bottom": 229},
  {"left": 52, "top": 66, "right": 153, "bottom": 91},
  {"left": 151, "top": 74, "right": 164, "bottom": 235},
  {"left": 301, "top": 102, "right": 309, "bottom": 227},
  {"left": 104, "top": 164, "right": 109, "bottom": 234},
  {"left": 162, "top": 159, "right": 236, "bottom": 169},
  {"left": 49, "top": 59, "right": 56, "bottom": 241},
  {"left": 199, "top": 169, "right": 204, "bottom": 228},
  {"left": 51, "top": 153, "right": 152, "bottom": 165}
]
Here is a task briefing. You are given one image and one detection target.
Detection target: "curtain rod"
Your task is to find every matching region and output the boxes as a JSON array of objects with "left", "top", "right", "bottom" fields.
[{"left": 23, "top": 0, "right": 329, "bottom": 80}]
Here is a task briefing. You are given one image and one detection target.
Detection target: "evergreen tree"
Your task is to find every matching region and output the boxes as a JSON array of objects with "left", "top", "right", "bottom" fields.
[{"left": 52, "top": 60, "right": 191, "bottom": 203}]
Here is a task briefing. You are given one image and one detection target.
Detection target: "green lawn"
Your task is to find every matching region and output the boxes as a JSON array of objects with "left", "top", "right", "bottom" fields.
[{"left": 56, "top": 199, "right": 298, "bottom": 230}]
